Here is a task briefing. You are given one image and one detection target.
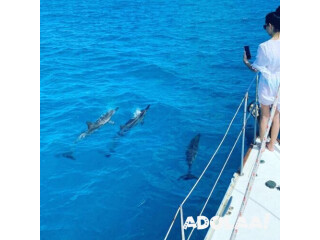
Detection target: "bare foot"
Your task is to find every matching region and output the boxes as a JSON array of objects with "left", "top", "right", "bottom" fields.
[{"left": 266, "top": 143, "right": 275, "bottom": 152}]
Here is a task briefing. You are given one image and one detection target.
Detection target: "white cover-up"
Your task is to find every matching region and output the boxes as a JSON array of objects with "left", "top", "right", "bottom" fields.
[{"left": 252, "top": 39, "right": 280, "bottom": 111}]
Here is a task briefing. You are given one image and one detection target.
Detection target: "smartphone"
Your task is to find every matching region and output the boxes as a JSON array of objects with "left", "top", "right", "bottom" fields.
[{"left": 244, "top": 46, "right": 251, "bottom": 60}]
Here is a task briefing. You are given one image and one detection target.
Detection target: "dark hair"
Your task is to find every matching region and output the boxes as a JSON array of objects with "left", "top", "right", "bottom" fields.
[
  {"left": 265, "top": 6, "right": 280, "bottom": 32},
  {"left": 275, "top": 6, "right": 280, "bottom": 17}
]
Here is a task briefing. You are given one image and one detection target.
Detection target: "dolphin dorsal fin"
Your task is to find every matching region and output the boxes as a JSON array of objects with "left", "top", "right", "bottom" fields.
[{"left": 86, "top": 121, "right": 93, "bottom": 129}]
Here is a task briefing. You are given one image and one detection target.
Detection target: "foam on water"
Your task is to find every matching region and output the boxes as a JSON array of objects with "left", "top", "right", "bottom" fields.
[{"left": 133, "top": 109, "right": 142, "bottom": 118}]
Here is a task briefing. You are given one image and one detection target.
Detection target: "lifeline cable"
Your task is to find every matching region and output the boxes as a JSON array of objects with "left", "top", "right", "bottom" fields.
[
  {"left": 229, "top": 86, "right": 280, "bottom": 240},
  {"left": 164, "top": 96, "right": 245, "bottom": 240}
]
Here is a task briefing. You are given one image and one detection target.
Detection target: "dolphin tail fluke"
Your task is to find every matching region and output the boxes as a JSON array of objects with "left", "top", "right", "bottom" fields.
[
  {"left": 115, "top": 107, "right": 119, "bottom": 111},
  {"left": 145, "top": 105, "right": 150, "bottom": 110},
  {"left": 117, "top": 130, "right": 125, "bottom": 136},
  {"left": 59, "top": 152, "right": 76, "bottom": 160},
  {"left": 97, "top": 150, "right": 112, "bottom": 158},
  {"left": 77, "top": 132, "right": 87, "bottom": 141},
  {"left": 178, "top": 173, "right": 198, "bottom": 180},
  {"left": 104, "top": 148, "right": 116, "bottom": 158}
]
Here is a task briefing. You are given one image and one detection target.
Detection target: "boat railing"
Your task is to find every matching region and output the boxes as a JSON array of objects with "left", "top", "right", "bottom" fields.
[
  {"left": 229, "top": 83, "right": 280, "bottom": 240},
  {"left": 163, "top": 73, "right": 262, "bottom": 240}
]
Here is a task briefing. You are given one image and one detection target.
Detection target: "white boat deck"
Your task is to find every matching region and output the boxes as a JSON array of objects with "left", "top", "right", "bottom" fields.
[{"left": 205, "top": 140, "right": 280, "bottom": 240}]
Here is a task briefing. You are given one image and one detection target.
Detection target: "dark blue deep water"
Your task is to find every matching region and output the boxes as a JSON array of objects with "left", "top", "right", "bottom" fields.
[{"left": 41, "top": 0, "right": 279, "bottom": 239}]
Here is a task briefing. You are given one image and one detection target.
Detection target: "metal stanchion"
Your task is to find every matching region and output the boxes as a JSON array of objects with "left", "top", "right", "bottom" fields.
[
  {"left": 240, "top": 93, "right": 248, "bottom": 175},
  {"left": 180, "top": 206, "right": 185, "bottom": 240},
  {"left": 253, "top": 74, "right": 259, "bottom": 145}
]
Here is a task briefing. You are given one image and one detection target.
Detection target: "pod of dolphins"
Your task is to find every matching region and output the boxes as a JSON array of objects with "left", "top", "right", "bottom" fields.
[
  {"left": 60, "top": 104, "right": 201, "bottom": 180},
  {"left": 76, "top": 105, "right": 150, "bottom": 141}
]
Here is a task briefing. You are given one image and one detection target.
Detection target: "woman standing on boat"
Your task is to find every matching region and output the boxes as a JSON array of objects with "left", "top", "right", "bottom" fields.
[{"left": 243, "top": 6, "right": 280, "bottom": 151}]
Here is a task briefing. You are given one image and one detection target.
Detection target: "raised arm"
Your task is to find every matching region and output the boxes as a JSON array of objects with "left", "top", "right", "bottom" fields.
[{"left": 243, "top": 51, "right": 258, "bottom": 72}]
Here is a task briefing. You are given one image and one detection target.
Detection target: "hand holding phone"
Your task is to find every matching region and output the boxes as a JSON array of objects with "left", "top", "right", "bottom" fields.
[{"left": 244, "top": 46, "right": 251, "bottom": 60}]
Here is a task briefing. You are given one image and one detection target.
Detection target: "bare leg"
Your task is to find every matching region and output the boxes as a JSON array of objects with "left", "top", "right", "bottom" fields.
[
  {"left": 267, "top": 110, "right": 280, "bottom": 151},
  {"left": 259, "top": 104, "right": 270, "bottom": 142}
]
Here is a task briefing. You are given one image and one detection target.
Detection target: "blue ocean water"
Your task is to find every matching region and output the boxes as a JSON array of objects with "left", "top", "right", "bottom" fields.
[{"left": 41, "top": 0, "right": 279, "bottom": 239}]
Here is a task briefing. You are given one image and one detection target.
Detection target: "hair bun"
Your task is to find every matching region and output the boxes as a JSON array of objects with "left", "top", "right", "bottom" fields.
[{"left": 275, "top": 6, "right": 280, "bottom": 17}]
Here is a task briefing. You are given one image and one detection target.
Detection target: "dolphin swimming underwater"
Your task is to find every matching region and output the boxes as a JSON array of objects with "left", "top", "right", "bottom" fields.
[
  {"left": 118, "top": 105, "right": 150, "bottom": 136},
  {"left": 77, "top": 107, "right": 119, "bottom": 141},
  {"left": 55, "top": 151, "right": 76, "bottom": 160},
  {"left": 179, "top": 133, "right": 201, "bottom": 180}
]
